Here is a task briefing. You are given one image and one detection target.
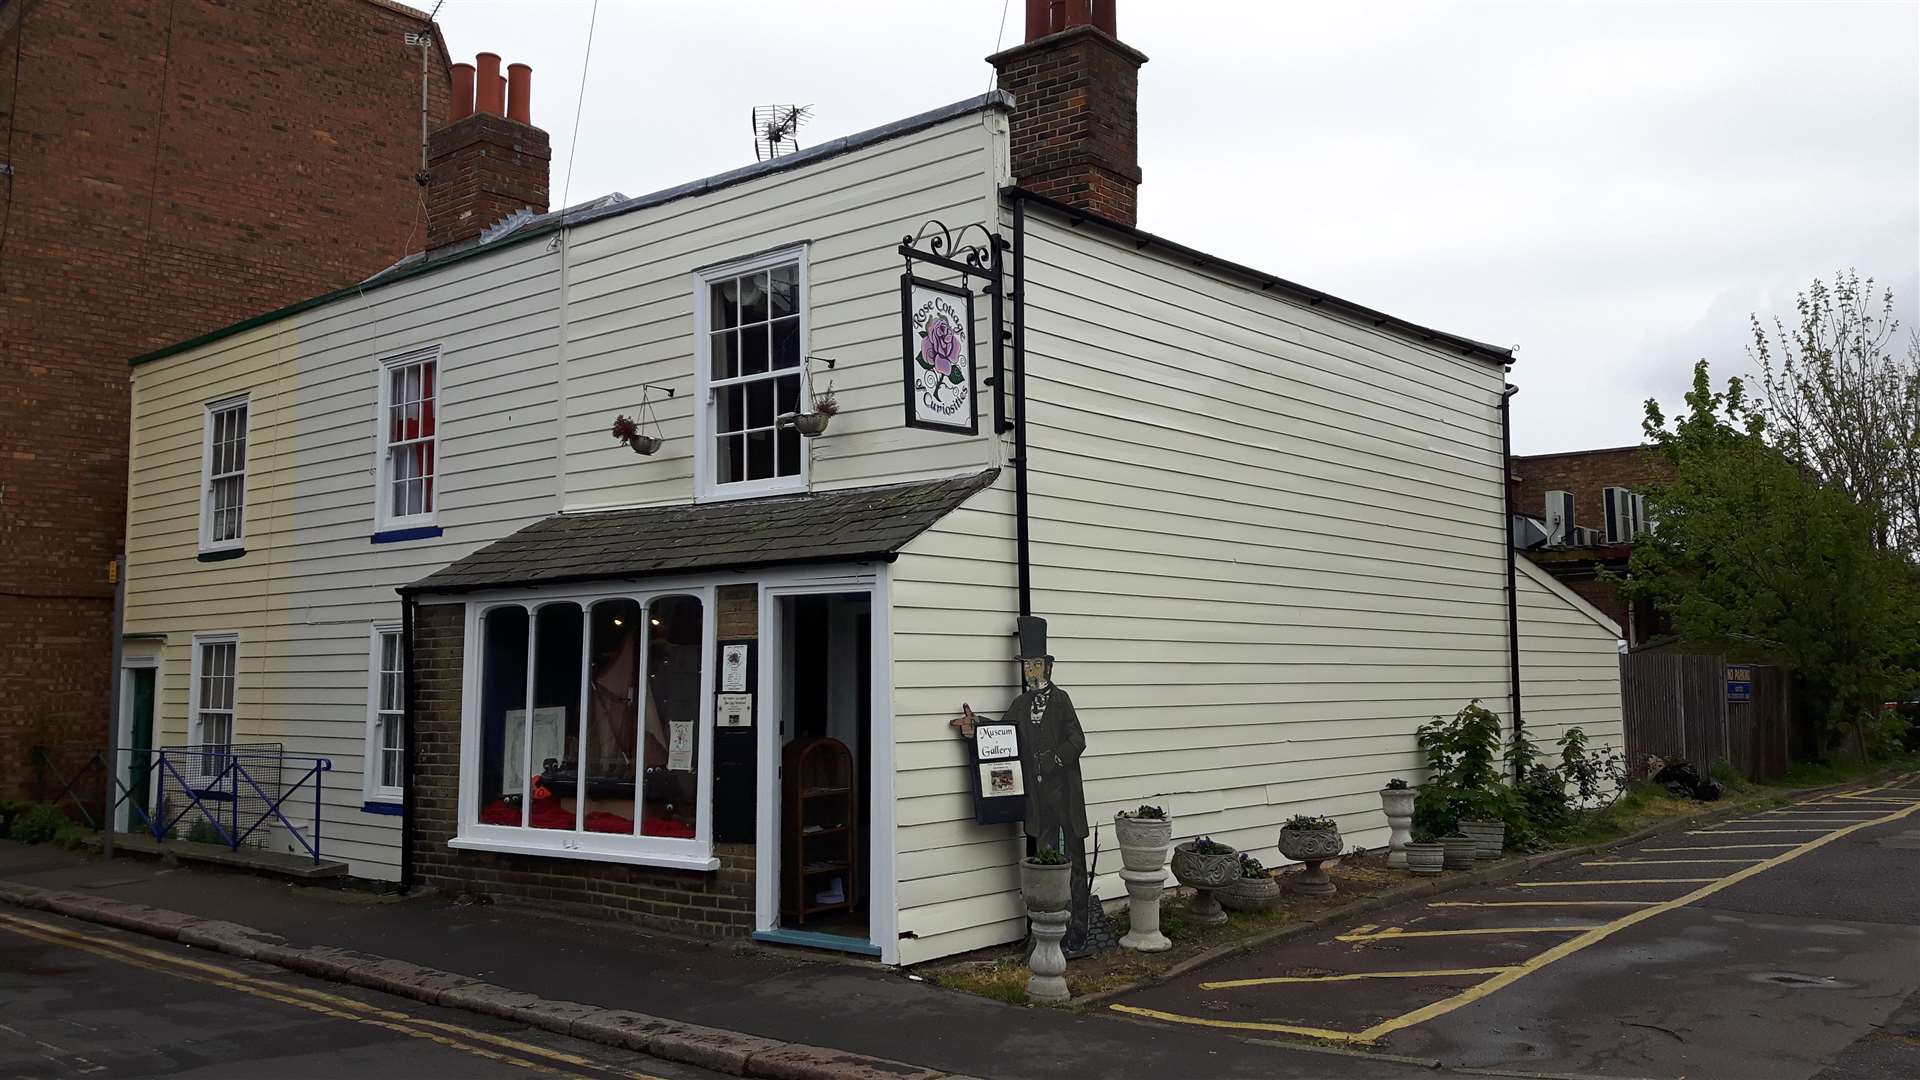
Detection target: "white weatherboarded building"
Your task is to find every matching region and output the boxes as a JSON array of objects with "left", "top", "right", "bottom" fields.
[{"left": 119, "top": 11, "right": 1621, "bottom": 965}]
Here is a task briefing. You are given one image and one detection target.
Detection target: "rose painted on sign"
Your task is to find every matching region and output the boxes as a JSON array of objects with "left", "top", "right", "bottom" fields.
[{"left": 901, "top": 277, "right": 977, "bottom": 434}]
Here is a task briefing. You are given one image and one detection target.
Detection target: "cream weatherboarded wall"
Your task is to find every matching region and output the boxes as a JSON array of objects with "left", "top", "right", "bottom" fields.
[
  {"left": 121, "top": 101, "right": 1010, "bottom": 881},
  {"left": 887, "top": 203, "right": 1623, "bottom": 965},
  {"left": 1515, "top": 558, "right": 1625, "bottom": 756}
]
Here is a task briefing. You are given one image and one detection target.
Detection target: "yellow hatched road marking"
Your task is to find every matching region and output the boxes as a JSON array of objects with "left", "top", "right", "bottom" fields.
[
  {"left": 0, "top": 913, "right": 667, "bottom": 1080},
  {"left": 1688, "top": 828, "right": 1833, "bottom": 834},
  {"left": 1354, "top": 782, "right": 1920, "bottom": 1044},
  {"left": 1583, "top": 858, "right": 1763, "bottom": 866},
  {"left": 1200, "top": 967, "right": 1516, "bottom": 990},
  {"left": 1514, "top": 877, "right": 1720, "bottom": 887},
  {"left": 1335, "top": 925, "right": 1601, "bottom": 942},
  {"left": 1642, "top": 843, "right": 1797, "bottom": 852},
  {"left": 1430, "top": 900, "right": 1658, "bottom": 908},
  {"left": 1107, "top": 1004, "right": 1365, "bottom": 1043}
]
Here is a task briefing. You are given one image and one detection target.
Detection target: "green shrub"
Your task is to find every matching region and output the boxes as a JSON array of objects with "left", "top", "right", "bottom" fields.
[
  {"left": 8, "top": 803, "right": 70, "bottom": 845},
  {"left": 1864, "top": 707, "right": 1913, "bottom": 761}
]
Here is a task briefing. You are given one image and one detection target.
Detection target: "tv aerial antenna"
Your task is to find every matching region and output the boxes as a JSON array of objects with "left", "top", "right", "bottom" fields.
[{"left": 752, "top": 105, "right": 814, "bottom": 161}]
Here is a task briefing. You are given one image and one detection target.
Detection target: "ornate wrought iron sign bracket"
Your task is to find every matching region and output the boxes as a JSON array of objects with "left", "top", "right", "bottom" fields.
[{"left": 899, "top": 220, "right": 1011, "bottom": 435}]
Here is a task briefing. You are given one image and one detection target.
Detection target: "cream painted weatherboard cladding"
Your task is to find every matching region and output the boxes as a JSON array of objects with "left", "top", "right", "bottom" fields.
[
  {"left": 122, "top": 105, "right": 1009, "bottom": 882},
  {"left": 887, "top": 206, "right": 1573, "bottom": 965},
  {"left": 1515, "top": 558, "right": 1625, "bottom": 754}
]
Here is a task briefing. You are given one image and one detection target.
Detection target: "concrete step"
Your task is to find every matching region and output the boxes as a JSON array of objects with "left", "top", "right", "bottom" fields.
[{"left": 86, "top": 833, "right": 349, "bottom": 880}]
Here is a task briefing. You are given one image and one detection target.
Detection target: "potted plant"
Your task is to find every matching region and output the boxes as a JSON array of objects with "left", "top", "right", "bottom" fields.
[
  {"left": 1221, "top": 853, "right": 1282, "bottom": 912},
  {"left": 1380, "top": 778, "right": 1415, "bottom": 869},
  {"left": 1405, "top": 829, "right": 1445, "bottom": 876},
  {"left": 1170, "top": 836, "right": 1238, "bottom": 925},
  {"left": 1277, "top": 813, "right": 1342, "bottom": 896},
  {"left": 1459, "top": 816, "right": 1506, "bottom": 860},
  {"left": 1441, "top": 832, "right": 1478, "bottom": 870},
  {"left": 1114, "top": 804, "right": 1172, "bottom": 872},
  {"left": 787, "top": 383, "right": 839, "bottom": 438},
  {"left": 610, "top": 414, "right": 660, "bottom": 456},
  {"left": 1019, "top": 846, "right": 1074, "bottom": 912}
]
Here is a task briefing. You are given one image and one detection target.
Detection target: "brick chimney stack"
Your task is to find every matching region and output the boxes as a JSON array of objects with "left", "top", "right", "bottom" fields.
[
  {"left": 989, "top": 0, "right": 1147, "bottom": 226},
  {"left": 424, "top": 52, "right": 551, "bottom": 250}
]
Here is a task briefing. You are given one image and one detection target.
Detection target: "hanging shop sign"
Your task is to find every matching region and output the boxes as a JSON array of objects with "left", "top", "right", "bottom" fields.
[
  {"left": 901, "top": 277, "right": 978, "bottom": 434},
  {"left": 898, "top": 219, "right": 1008, "bottom": 437}
]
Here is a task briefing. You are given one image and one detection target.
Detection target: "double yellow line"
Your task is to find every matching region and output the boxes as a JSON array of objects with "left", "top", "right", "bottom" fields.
[{"left": 0, "top": 912, "right": 664, "bottom": 1079}]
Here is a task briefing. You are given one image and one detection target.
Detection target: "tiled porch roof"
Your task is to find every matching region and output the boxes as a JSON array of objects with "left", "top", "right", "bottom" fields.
[{"left": 401, "top": 469, "right": 998, "bottom": 595}]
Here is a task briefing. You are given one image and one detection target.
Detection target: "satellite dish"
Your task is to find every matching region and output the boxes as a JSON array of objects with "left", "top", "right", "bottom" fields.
[{"left": 752, "top": 105, "right": 813, "bottom": 161}]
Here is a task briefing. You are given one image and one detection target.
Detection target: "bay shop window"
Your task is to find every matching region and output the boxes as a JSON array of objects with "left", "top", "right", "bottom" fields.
[{"left": 458, "top": 587, "right": 716, "bottom": 867}]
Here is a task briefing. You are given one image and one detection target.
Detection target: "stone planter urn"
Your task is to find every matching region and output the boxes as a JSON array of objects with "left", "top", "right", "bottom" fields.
[
  {"left": 1460, "top": 819, "right": 1505, "bottom": 860},
  {"left": 1380, "top": 785, "right": 1416, "bottom": 869},
  {"left": 1220, "top": 873, "right": 1282, "bottom": 912},
  {"left": 1170, "top": 841, "right": 1239, "bottom": 926},
  {"left": 1114, "top": 812, "right": 1173, "bottom": 952},
  {"left": 1441, "top": 835, "right": 1478, "bottom": 870},
  {"left": 1019, "top": 857, "right": 1074, "bottom": 1003},
  {"left": 1277, "top": 822, "right": 1343, "bottom": 897},
  {"left": 1405, "top": 842, "right": 1445, "bottom": 875}
]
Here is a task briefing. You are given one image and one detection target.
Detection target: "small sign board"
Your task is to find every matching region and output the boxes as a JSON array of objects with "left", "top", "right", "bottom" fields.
[
  {"left": 1726, "top": 664, "right": 1754, "bottom": 702},
  {"left": 900, "top": 275, "right": 978, "bottom": 435},
  {"left": 716, "top": 692, "right": 753, "bottom": 728},
  {"left": 967, "top": 722, "right": 1026, "bottom": 825}
]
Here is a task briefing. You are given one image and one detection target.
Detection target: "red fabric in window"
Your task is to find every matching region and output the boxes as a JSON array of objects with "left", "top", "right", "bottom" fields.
[{"left": 477, "top": 797, "right": 693, "bottom": 839}]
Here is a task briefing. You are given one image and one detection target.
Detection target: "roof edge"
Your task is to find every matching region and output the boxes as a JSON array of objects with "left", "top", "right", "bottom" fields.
[
  {"left": 130, "top": 92, "right": 1015, "bottom": 370},
  {"left": 1004, "top": 187, "right": 1515, "bottom": 368}
]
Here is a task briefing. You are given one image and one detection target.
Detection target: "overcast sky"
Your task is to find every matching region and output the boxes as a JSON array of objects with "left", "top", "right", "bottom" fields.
[{"left": 434, "top": 0, "right": 1919, "bottom": 454}]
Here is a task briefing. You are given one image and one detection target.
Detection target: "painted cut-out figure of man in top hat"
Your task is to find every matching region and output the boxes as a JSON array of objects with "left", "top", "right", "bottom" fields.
[{"left": 1002, "top": 616, "right": 1093, "bottom": 951}]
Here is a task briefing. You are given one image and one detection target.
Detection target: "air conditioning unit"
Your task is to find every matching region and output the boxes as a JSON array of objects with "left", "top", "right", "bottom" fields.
[
  {"left": 1604, "top": 487, "right": 1646, "bottom": 543},
  {"left": 1570, "top": 526, "right": 1600, "bottom": 546},
  {"left": 1543, "top": 490, "right": 1574, "bottom": 545}
]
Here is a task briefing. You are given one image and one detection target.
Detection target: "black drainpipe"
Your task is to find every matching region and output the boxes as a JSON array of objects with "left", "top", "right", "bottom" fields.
[
  {"left": 1501, "top": 383, "right": 1524, "bottom": 778},
  {"left": 1011, "top": 193, "right": 1032, "bottom": 619},
  {"left": 399, "top": 589, "right": 418, "bottom": 893}
]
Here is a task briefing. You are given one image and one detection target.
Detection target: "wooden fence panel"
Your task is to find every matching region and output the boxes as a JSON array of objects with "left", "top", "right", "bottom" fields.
[{"left": 1625, "top": 652, "right": 1788, "bottom": 780}]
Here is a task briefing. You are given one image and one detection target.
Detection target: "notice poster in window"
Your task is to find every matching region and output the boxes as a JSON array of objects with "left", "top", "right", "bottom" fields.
[
  {"left": 502, "top": 707, "right": 567, "bottom": 796},
  {"left": 667, "top": 720, "right": 695, "bottom": 771},
  {"left": 716, "top": 692, "right": 753, "bottom": 728},
  {"left": 900, "top": 276, "right": 978, "bottom": 435},
  {"left": 721, "top": 644, "right": 749, "bottom": 693}
]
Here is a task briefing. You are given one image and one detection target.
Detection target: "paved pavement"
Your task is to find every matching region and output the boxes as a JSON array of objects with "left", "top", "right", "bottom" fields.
[
  {"left": 1111, "top": 776, "right": 1920, "bottom": 1079},
  {"left": 0, "top": 908, "right": 729, "bottom": 1079}
]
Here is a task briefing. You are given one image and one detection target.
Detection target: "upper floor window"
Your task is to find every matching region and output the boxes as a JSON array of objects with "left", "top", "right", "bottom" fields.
[
  {"left": 694, "top": 248, "right": 807, "bottom": 500},
  {"left": 377, "top": 349, "right": 439, "bottom": 529},
  {"left": 199, "top": 396, "right": 249, "bottom": 553}
]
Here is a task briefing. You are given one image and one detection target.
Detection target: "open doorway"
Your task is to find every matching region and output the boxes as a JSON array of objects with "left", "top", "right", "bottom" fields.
[{"left": 767, "top": 590, "right": 874, "bottom": 952}]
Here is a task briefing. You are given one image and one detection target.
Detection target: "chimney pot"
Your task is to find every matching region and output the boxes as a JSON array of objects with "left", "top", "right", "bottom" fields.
[
  {"left": 450, "top": 63, "right": 476, "bottom": 121},
  {"left": 506, "top": 63, "right": 532, "bottom": 124},
  {"left": 1024, "top": 0, "right": 1115, "bottom": 41},
  {"left": 475, "top": 52, "right": 505, "bottom": 115}
]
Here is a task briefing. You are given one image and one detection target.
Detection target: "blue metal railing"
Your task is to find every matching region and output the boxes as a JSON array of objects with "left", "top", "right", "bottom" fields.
[{"left": 31, "top": 744, "right": 335, "bottom": 865}]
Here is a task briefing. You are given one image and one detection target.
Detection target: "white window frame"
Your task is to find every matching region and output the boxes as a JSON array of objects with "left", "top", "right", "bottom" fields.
[
  {"left": 374, "top": 346, "right": 442, "bottom": 532},
  {"left": 692, "top": 245, "right": 810, "bottom": 502},
  {"left": 364, "top": 623, "right": 406, "bottom": 804},
  {"left": 189, "top": 632, "right": 239, "bottom": 780},
  {"left": 451, "top": 580, "right": 719, "bottom": 870},
  {"left": 197, "top": 395, "right": 251, "bottom": 553}
]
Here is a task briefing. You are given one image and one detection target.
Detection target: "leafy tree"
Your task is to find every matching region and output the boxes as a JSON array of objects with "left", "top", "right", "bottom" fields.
[{"left": 1627, "top": 360, "right": 1916, "bottom": 754}]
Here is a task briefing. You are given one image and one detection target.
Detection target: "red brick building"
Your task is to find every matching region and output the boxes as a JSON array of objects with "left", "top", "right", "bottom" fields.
[
  {"left": 1508, "top": 445, "right": 1673, "bottom": 646},
  {"left": 0, "top": 0, "right": 451, "bottom": 799}
]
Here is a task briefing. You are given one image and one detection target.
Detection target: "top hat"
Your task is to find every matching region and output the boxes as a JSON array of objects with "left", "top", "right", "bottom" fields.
[{"left": 1015, "top": 615, "right": 1052, "bottom": 661}]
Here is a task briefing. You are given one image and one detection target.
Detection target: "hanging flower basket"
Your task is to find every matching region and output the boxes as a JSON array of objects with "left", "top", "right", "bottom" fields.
[
  {"left": 611, "top": 414, "right": 662, "bottom": 456},
  {"left": 789, "top": 412, "right": 831, "bottom": 437}
]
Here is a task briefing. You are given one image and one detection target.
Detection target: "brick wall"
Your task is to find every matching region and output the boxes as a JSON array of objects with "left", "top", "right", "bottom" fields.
[
  {"left": 1509, "top": 445, "right": 1670, "bottom": 541},
  {"left": 424, "top": 111, "right": 550, "bottom": 249},
  {"left": 0, "top": 0, "right": 449, "bottom": 798},
  {"left": 408, "top": 602, "right": 756, "bottom": 938},
  {"left": 991, "top": 25, "right": 1147, "bottom": 226}
]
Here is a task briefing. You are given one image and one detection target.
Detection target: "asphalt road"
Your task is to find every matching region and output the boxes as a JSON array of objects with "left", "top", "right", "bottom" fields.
[
  {"left": 0, "top": 910, "right": 729, "bottom": 1080},
  {"left": 1113, "top": 777, "right": 1920, "bottom": 1079}
]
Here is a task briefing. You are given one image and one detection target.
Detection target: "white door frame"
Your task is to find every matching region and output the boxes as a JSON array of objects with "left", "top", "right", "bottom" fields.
[
  {"left": 116, "top": 653, "right": 161, "bottom": 832},
  {"left": 754, "top": 565, "right": 897, "bottom": 963}
]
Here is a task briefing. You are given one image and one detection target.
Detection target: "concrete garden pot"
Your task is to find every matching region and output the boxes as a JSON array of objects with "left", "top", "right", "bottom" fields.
[
  {"left": 1441, "top": 836, "right": 1478, "bottom": 870},
  {"left": 791, "top": 412, "right": 831, "bottom": 437},
  {"left": 1170, "top": 842, "right": 1238, "bottom": 925},
  {"left": 1114, "top": 814, "right": 1173, "bottom": 872},
  {"left": 1277, "top": 824, "right": 1342, "bottom": 896},
  {"left": 1019, "top": 858, "right": 1073, "bottom": 913},
  {"left": 1380, "top": 787, "right": 1416, "bottom": 869},
  {"left": 1220, "top": 874, "right": 1282, "bottom": 912},
  {"left": 1405, "top": 842, "right": 1445, "bottom": 875},
  {"left": 1460, "top": 819, "right": 1506, "bottom": 860}
]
